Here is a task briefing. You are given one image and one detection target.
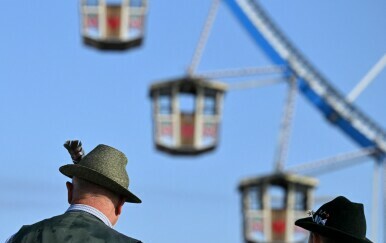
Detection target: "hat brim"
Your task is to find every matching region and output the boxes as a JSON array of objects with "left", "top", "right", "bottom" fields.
[
  {"left": 60, "top": 164, "right": 141, "bottom": 204},
  {"left": 295, "top": 217, "right": 372, "bottom": 243}
]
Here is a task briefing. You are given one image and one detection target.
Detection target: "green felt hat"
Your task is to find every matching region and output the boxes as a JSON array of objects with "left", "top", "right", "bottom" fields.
[
  {"left": 295, "top": 196, "right": 371, "bottom": 243},
  {"left": 60, "top": 144, "right": 141, "bottom": 203}
]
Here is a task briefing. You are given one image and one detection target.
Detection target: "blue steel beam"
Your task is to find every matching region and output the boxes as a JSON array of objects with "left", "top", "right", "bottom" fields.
[{"left": 223, "top": 0, "right": 386, "bottom": 158}]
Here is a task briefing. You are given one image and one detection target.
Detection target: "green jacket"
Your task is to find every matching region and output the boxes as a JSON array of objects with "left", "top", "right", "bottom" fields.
[{"left": 9, "top": 211, "right": 141, "bottom": 243}]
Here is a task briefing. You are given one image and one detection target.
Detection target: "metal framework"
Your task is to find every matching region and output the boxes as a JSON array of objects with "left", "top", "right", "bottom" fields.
[
  {"left": 155, "top": 0, "right": 385, "bottom": 241},
  {"left": 183, "top": 0, "right": 386, "bottom": 241},
  {"left": 223, "top": 0, "right": 386, "bottom": 158},
  {"left": 218, "top": 2, "right": 386, "bottom": 240}
]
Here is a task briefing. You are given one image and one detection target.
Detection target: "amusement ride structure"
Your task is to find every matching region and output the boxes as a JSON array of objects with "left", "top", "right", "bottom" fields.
[{"left": 148, "top": 0, "right": 386, "bottom": 242}]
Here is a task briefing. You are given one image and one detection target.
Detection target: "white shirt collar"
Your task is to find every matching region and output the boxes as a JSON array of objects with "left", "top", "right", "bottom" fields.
[{"left": 66, "top": 204, "right": 113, "bottom": 228}]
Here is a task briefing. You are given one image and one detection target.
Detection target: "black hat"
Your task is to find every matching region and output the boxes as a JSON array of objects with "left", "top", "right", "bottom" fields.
[{"left": 295, "top": 196, "right": 372, "bottom": 243}]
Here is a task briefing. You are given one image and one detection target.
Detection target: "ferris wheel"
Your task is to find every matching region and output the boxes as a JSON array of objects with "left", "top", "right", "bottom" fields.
[{"left": 148, "top": 0, "right": 385, "bottom": 242}]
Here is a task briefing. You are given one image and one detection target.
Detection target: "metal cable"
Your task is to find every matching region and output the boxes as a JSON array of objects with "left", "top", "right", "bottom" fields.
[
  {"left": 286, "top": 147, "right": 376, "bottom": 175},
  {"left": 383, "top": 158, "right": 386, "bottom": 243},
  {"left": 226, "top": 77, "right": 284, "bottom": 90},
  {"left": 347, "top": 53, "right": 386, "bottom": 102},
  {"left": 194, "top": 65, "right": 286, "bottom": 79},
  {"left": 187, "top": 0, "right": 220, "bottom": 75},
  {"left": 274, "top": 77, "right": 298, "bottom": 172},
  {"left": 371, "top": 161, "right": 380, "bottom": 243}
]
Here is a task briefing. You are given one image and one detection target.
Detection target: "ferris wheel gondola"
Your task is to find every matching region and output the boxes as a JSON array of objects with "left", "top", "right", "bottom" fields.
[
  {"left": 239, "top": 173, "right": 318, "bottom": 243},
  {"left": 149, "top": 76, "right": 227, "bottom": 155},
  {"left": 80, "top": 0, "right": 147, "bottom": 51}
]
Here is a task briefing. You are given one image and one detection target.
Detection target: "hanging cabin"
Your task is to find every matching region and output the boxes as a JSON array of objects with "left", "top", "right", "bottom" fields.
[
  {"left": 149, "top": 76, "right": 227, "bottom": 155},
  {"left": 80, "top": 0, "right": 147, "bottom": 51},
  {"left": 239, "top": 173, "right": 318, "bottom": 243}
]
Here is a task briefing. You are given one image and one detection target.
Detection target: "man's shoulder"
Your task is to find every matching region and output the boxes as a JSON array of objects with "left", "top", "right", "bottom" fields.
[
  {"left": 56, "top": 212, "right": 142, "bottom": 242},
  {"left": 7, "top": 214, "right": 67, "bottom": 242},
  {"left": 11, "top": 213, "right": 67, "bottom": 232},
  {"left": 10, "top": 212, "right": 142, "bottom": 243},
  {"left": 60, "top": 212, "right": 142, "bottom": 242},
  {"left": 107, "top": 229, "right": 142, "bottom": 243}
]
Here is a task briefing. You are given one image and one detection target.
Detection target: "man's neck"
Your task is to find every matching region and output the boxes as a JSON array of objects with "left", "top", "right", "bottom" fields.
[{"left": 73, "top": 197, "right": 118, "bottom": 226}]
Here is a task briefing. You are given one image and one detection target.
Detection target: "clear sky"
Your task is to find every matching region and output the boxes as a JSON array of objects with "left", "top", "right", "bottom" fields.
[{"left": 1, "top": 0, "right": 385, "bottom": 242}]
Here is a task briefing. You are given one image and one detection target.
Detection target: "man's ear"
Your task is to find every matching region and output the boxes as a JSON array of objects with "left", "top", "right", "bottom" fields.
[
  {"left": 115, "top": 197, "right": 125, "bottom": 216},
  {"left": 66, "top": 181, "right": 74, "bottom": 204}
]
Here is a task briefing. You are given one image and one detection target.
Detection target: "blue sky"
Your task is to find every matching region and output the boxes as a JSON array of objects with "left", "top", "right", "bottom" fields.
[{"left": 0, "top": 0, "right": 385, "bottom": 242}]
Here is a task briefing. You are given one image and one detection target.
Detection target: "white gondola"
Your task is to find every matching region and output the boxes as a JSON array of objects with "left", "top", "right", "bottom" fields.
[
  {"left": 238, "top": 173, "right": 318, "bottom": 243},
  {"left": 80, "top": 0, "right": 147, "bottom": 51},
  {"left": 149, "top": 76, "right": 227, "bottom": 155}
]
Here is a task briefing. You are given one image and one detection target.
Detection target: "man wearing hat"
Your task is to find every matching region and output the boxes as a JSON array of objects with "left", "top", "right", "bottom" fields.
[
  {"left": 295, "top": 196, "right": 372, "bottom": 243},
  {"left": 7, "top": 141, "right": 142, "bottom": 243}
]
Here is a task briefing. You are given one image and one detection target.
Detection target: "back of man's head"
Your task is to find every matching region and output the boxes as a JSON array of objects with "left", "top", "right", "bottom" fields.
[
  {"left": 71, "top": 177, "right": 122, "bottom": 207},
  {"left": 66, "top": 177, "right": 126, "bottom": 226},
  {"left": 309, "top": 232, "right": 338, "bottom": 243}
]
